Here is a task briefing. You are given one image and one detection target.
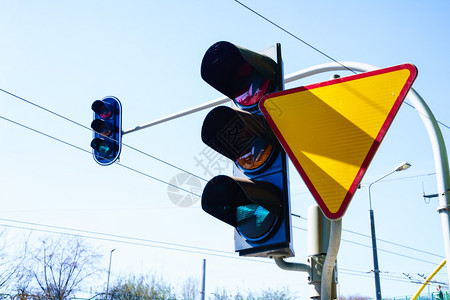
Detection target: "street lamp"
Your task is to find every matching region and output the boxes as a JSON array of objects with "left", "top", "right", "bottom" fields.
[
  {"left": 106, "top": 249, "right": 116, "bottom": 300},
  {"left": 366, "top": 162, "right": 411, "bottom": 300}
]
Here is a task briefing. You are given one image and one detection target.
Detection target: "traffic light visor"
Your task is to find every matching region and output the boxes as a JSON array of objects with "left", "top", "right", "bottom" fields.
[
  {"left": 201, "top": 41, "right": 278, "bottom": 109},
  {"left": 90, "top": 137, "right": 115, "bottom": 158},
  {"left": 201, "top": 106, "right": 276, "bottom": 171},
  {"left": 91, "top": 119, "right": 113, "bottom": 137},
  {"left": 92, "top": 100, "right": 113, "bottom": 119},
  {"left": 202, "top": 175, "right": 282, "bottom": 241}
]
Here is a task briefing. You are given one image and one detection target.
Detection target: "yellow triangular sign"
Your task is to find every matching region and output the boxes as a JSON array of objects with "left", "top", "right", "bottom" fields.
[{"left": 260, "top": 64, "right": 417, "bottom": 219}]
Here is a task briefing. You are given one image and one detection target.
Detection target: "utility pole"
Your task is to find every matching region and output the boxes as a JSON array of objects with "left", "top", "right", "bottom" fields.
[
  {"left": 106, "top": 249, "right": 116, "bottom": 300},
  {"left": 201, "top": 259, "right": 206, "bottom": 300}
]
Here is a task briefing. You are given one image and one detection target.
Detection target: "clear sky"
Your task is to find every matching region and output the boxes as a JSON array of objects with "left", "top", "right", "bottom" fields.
[{"left": 0, "top": 0, "right": 449, "bottom": 298}]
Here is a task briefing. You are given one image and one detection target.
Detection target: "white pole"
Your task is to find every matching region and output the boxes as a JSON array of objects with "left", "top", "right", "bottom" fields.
[{"left": 293, "top": 61, "right": 450, "bottom": 286}]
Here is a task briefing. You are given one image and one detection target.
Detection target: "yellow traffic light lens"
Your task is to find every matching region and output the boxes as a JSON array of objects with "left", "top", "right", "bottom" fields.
[
  {"left": 236, "top": 143, "right": 273, "bottom": 170},
  {"left": 91, "top": 119, "right": 113, "bottom": 137}
]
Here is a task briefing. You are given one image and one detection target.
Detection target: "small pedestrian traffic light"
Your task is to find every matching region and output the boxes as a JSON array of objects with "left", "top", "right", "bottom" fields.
[
  {"left": 200, "top": 41, "right": 293, "bottom": 257},
  {"left": 90, "top": 96, "right": 122, "bottom": 166}
]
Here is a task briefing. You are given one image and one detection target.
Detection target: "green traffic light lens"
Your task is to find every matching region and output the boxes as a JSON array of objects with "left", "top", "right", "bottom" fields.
[
  {"left": 90, "top": 138, "right": 114, "bottom": 158},
  {"left": 236, "top": 204, "right": 277, "bottom": 240}
]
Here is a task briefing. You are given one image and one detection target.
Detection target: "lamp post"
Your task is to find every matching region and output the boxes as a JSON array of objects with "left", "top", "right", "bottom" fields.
[
  {"left": 106, "top": 248, "right": 116, "bottom": 300},
  {"left": 366, "top": 162, "right": 411, "bottom": 300}
]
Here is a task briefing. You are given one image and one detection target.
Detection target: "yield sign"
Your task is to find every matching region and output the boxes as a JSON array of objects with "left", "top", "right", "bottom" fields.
[{"left": 259, "top": 64, "right": 418, "bottom": 220}]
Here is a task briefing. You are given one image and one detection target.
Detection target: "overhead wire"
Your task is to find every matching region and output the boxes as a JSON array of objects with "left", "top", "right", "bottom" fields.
[
  {"left": 291, "top": 213, "right": 445, "bottom": 260},
  {"left": 234, "top": 0, "right": 450, "bottom": 283},
  {"left": 0, "top": 217, "right": 444, "bottom": 286},
  {"left": 233, "top": 0, "right": 356, "bottom": 74},
  {"left": 342, "top": 227, "right": 445, "bottom": 259},
  {"left": 0, "top": 219, "right": 272, "bottom": 265},
  {"left": 1, "top": 2, "right": 449, "bottom": 286},
  {"left": 0, "top": 114, "right": 201, "bottom": 198},
  {"left": 233, "top": 0, "right": 450, "bottom": 132},
  {"left": 291, "top": 224, "right": 443, "bottom": 266},
  {"left": 1, "top": 77, "right": 446, "bottom": 286},
  {"left": 0, "top": 88, "right": 207, "bottom": 184}
]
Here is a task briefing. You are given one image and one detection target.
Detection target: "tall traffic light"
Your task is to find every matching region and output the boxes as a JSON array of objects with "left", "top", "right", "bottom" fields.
[
  {"left": 200, "top": 41, "right": 293, "bottom": 257},
  {"left": 90, "top": 96, "right": 122, "bottom": 166}
]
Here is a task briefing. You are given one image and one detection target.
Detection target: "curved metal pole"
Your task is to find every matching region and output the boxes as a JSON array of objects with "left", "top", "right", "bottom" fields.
[
  {"left": 321, "top": 219, "right": 342, "bottom": 299},
  {"left": 273, "top": 256, "right": 311, "bottom": 273},
  {"left": 286, "top": 61, "right": 450, "bottom": 286}
]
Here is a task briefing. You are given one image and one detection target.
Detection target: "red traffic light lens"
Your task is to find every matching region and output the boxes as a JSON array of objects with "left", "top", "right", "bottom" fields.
[
  {"left": 92, "top": 100, "right": 113, "bottom": 119},
  {"left": 234, "top": 70, "right": 271, "bottom": 107},
  {"left": 201, "top": 41, "right": 279, "bottom": 110}
]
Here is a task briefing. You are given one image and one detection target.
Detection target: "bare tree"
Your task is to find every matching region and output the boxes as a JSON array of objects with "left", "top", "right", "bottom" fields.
[
  {"left": 180, "top": 277, "right": 199, "bottom": 300},
  {"left": 0, "top": 229, "right": 29, "bottom": 294},
  {"left": 29, "top": 236, "right": 102, "bottom": 299}
]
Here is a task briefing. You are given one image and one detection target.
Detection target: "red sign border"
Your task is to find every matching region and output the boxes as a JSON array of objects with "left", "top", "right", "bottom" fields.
[{"left": 259, "top": 64, "right": 418, "bottom": 219}]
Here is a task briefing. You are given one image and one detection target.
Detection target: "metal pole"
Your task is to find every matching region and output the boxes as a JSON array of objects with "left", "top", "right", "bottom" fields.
[
  {"left": 106, "top": 249, "right": 116, "bottom": 300},
  {"left": 307, "top": 205, "right": 333, "bottom": 299},
  {"left": 122, "top": 96, "right": 229, "bottom": 135},
  {"left": 321, "top": 219, "right": 341, "bottom": 300},
  {"left": 368, "top": 208, "right": 382, "bottom": 300},
  {"left": 273, "top": 256, "right": 311, "bottom": 273},
  {"left": 365, "top": 163, "right": 410, "bottom": 300},
  {"left": 367, "top": 171, "right": 395, "bottom": 300},
  {"left": 201, "top": 259, "right": 206, "bottom": 300}
]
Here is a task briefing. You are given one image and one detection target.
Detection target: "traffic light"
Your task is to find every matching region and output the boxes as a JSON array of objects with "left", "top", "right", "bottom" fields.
[
  {"left": 200, "top": 41, "right": 293, "bottom": 258},
  {"left": 90, "top": 96, "right": 122, "bottom": 166}
]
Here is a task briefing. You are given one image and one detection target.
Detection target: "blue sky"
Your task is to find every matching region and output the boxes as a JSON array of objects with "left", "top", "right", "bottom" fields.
[{"left": 0, "top": 0, "right": 449, "bottom": 298}]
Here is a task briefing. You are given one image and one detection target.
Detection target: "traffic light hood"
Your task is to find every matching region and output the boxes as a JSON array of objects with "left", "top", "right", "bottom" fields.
[
  {"left": 202, "top": 175, "right": 282, "bottom": 228},
  {"left": 201, "top": 41, "right": 279, "bottom": 109},
  {"left": 201, "top": 106, "right": 276, "bottom": 168}
]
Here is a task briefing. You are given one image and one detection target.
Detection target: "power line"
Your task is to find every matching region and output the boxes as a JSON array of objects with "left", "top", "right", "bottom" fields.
[
  {"left": 0, "top": 88, "right": 207, "bottom": 183},
  {"left": 292, "top": 214, "right": 444, "bottom": 260},
  {"left": 1, "top": 17, "right": 448, "bottom": 286},
  {"left": 0, "top": 218, "right": 443, "bottom": 286},
  {"left": 233, "top": 0, "right": 356, "bottom": 74},
  {"left": 0, "top": 114, "right": 201, "bottom": 198},
  {"left": 342, "top": 227, "right": 445, "bottom": 259},
  {"left": 0, "top": 88, "right": 92, "bottom": 131},
  {"left": 293, "top": 225, "right": 443, "bottom": 266},
  {"left": 233, "top": 1, "right": 450, "bottom": 133},
  {"left": 0, "top": 219, "right": 272, "bottom": 265},
  {"left": 339, "top": 236, "right": 441, "bottom": 266}
]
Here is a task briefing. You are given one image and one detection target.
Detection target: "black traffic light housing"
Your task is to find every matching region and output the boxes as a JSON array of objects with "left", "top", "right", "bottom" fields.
[
  {"left": 200, "top": 41, "right": 293, "bottom": 258},
  {"left": 90, "top": 96, "right": 122, "bottom": 166}
]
